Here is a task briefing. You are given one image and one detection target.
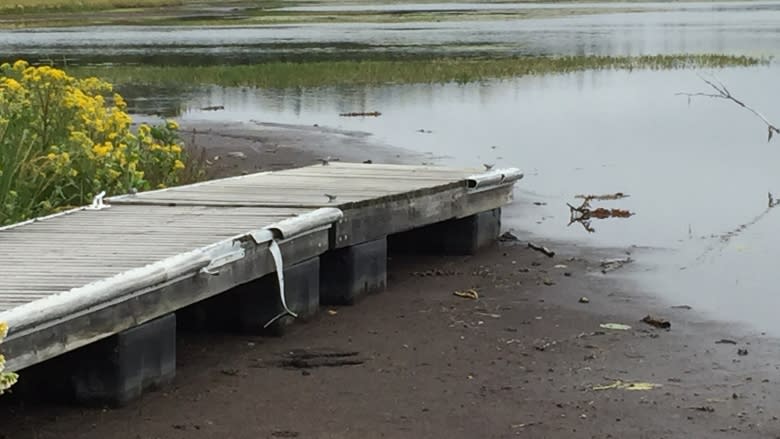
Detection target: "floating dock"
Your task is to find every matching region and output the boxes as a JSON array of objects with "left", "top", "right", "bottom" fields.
[{"left": 0, "top": 162, "right": 522, "bottom": 405}]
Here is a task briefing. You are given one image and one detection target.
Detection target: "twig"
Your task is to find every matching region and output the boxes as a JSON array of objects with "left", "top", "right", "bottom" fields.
[
  {"left": 528, "top": 242, "right": 555, "bottom": 257},
  {"left": 677, "top": 74, "right": 779, "bottom": 142}
]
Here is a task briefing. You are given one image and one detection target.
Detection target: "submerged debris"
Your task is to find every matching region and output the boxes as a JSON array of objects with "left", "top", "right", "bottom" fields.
[
  {"left": 641, "top": 315, "right": 671, "bottom": 329},
  {"left": 339, "top": 111, "right": 381, "bottom": 117}
]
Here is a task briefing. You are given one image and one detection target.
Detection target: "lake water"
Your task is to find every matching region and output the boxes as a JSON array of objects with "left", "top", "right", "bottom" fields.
[{"left": 3, "top": 2, "right": 780, "bottom": 332}]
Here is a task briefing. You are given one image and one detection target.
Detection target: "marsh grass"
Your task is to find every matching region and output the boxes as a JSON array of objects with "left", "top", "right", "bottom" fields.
[
  {"left": 0, "top": 0, "right": 187, "bottom": 13},
  {"left": 70, "top": 55, "right": 768, "bottom": 89}
]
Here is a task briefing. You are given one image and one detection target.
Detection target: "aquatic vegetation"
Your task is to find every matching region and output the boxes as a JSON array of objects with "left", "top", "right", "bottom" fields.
[
  {"left": 0, "top": 61, "right": 189, "bottom": 225},
  {"left": 71, "top": 54, "right": 768, "bottom": 89},
  {"left": 0, "top": 322, "right": 17, "bottom": 396},
  {"left": 0, "top": 0, "right": 184, "bottom": 13}
]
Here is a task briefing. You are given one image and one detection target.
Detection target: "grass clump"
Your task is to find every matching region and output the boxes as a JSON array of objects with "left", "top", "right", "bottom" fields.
[
  {"left": 0, "top": 60, "right": 195, "bottom": 225},
  {"left": 70, "top": 54, "right": 768, "bottom": 89}
]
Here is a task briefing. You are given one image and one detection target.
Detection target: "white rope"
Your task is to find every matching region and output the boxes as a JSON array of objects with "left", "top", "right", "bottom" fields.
[{"left": 263, "top": 239, "right": 298, "bottom": 328}]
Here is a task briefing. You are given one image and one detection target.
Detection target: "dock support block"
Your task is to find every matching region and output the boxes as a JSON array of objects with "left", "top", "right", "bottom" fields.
[
  {"left": 320, "top": 237, "right": 387, "bottom": 305},
  {"left": 70, "top": 314, "right": 176, "bottom": 407},
  {"left": 390, "top": 208, "right": 501, "bottom": 255},
  {"left": 236, "top": 256, "right": 321, "bottom": 336},
  {"left": 177, "top": 257, "right": 321, "bottom": 336}
]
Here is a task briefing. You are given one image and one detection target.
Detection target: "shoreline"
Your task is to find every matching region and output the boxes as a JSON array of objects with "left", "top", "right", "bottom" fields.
[{"left": 1, "top": 121, "right": 779, "bottom": 437}]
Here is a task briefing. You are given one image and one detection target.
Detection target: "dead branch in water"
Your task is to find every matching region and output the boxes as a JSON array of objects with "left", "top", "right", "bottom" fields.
[
  {"left": 339, "top": 111, "right": 382, "bottom": 117},
  {"left": 567, "top": 193, "right": 634, "bottom": 233},
  {"left": 574, "top": 192, "right": 629, "bottom": 201},
  {"left": 676, "top": 74, "right": 779, "bottom": 142},
  {"left": 695, "top": 191, "right": 780, "bottom": 263}
]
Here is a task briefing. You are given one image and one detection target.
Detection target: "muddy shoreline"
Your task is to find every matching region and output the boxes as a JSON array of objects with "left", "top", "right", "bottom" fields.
[{"left": 1, "top": 122, "right": 779, "bottom": 438}]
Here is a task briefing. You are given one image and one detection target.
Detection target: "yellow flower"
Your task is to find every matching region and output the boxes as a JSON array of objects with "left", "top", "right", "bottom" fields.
[
  {"left": 170, "top": 144, "right": 182, "bottom": 154},
  {"left": 12, "top": 59, "right": 28, "bottom": 71},
  {"left": 1, "top": 78, "right": 22, "bottom": 92},
  {"left": 165, "top": 120, "right": 179, "bottom": 130},
  {"left": 92, "top": 142, "right": 113, "bottom": 158},
  {"left": 173, "top": 159, "right": 185, "bottom": 170},
  {"left": 113, "top": 93, "right": 126, "bottom": 110},
  {"left": 0, "top": 321, "right": 7, "bottom": 339}
]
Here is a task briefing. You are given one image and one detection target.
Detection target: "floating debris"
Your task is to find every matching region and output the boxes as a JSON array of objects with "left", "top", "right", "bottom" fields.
[
  {"left": 737, "top": 348, "right": 749, "bottom": 356},
  {"left": 575, "top": 192, "right": 629, "bottom": 201},
  {"left": 339, "top": 111, "right": 381, "bottom": 117},
  {"left": 671, "top": 305, "right": 693, "bottom": 310},
  {"left": 715, "top": 339, "right": 738, "bottom": 345},
  {"left": 200, "top": 105, "right": 225, "bottom": 111},
  {"left": 579, "top": 296, "right": 590, "bottom": 303}
]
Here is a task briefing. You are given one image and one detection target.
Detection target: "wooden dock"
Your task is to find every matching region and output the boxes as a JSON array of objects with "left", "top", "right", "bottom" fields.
[{"left": 0, "top": 162, "right": 522, "bottom": 404}]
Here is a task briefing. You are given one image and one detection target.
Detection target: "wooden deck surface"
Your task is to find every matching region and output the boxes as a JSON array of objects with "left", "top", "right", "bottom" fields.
[{"left": 108, "top": 162, "right": 483, "bottom": 208}]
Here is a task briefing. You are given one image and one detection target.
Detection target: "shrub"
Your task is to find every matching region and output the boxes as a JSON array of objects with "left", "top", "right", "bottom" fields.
[
  {"left": 0, "top": 60, "right": 188, "bottom": 225},
  {"left": 0, "top": 322, "right": 18, "bottom": 395}
]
